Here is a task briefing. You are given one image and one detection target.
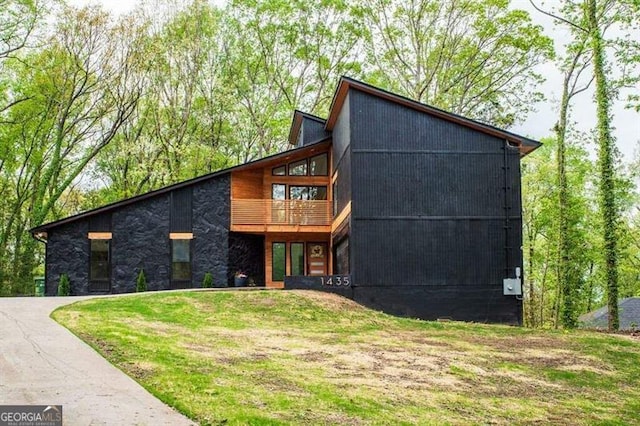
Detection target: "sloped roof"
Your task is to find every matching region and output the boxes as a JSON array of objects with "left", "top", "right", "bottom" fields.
[
  {"left": 31, "top": 76, "right": 542, "bottom": 235},
  {"left": 325, "top": 77, "right": 541, "bottom": 157},
  {"left": 579, "top": 298, "right": 640, "bottom": 330},
  {"left": 30, "top": 139, "right": 330, "bottom": 234},
  {"left": 287, "top": 110, "right": 328, "bottom": 145}
]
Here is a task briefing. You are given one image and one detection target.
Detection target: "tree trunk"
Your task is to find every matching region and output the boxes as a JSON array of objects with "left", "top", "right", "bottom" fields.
[{"left": 587, "top": 0, "right": 619, "bottom": 330}]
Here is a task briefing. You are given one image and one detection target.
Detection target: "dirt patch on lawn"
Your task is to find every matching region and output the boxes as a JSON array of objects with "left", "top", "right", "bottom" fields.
[{"left": 294, "top": 290, "right": 366, "bottom": 311}]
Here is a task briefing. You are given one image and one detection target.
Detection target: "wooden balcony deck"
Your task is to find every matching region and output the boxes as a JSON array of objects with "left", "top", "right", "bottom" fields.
[{"left": 231, "top": 199, "right": 331, "bottom": 233}]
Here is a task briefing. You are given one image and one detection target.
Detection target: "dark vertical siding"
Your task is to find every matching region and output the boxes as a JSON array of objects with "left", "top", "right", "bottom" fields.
[
  {"left": 348, "top": 89, "right": 523, "bottom": 324},
  {"left": 89, "top": 213, "right": 111, "bottom": 232},
  {"left": 331, "top": 92, "right": 353, "bottom": 277},
  {"left": 332, "top": 93, "right": 351, "bottom": 173},
  {"left": 170, "top": 187, "right": 193, "bottom": 232},
  {"left": 302, "top": 117, "right": 330, "bottom": 145},
  {"left": 332, "top": 92, "right": 352, "bottom": 215}
]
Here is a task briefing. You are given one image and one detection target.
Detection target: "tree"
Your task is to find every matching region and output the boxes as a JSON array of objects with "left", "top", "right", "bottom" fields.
[
  {"left": 359, "top": 0, "right": 554, "bottom": 127},
  {"left": 0, "top": 0, "right": 41, "bottom": 59},
  {"left": 223, "top": 0, "right": 365, "bottom": 161},
  {"left": 555, "top": 31, "right": 594, "bottom": 328},
  {"left": 530, "top": 0, "right": 640, "bottom": 330},
  {"left": 0, "top": 5, "right": 144, "bottom": 294}
]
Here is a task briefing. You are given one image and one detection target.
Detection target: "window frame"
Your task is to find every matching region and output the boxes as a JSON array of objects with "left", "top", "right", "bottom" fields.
[
  {"left": 171, "top": 238, "right": 192, "bottom": 283},
  {"left": 272, "top": 165, "right": 286, "bottom": 176},
  {"left": 89, "top": 239, "right": 111, "bottom": 283},
  {"left": 288, "top": 159, "right": 308, "bottom": 176},
  {"left": 290, "top": 242, "right": 305, "bottom": 276},
  {"left": 272, "top": 242, "right": 286, "bottom": 282},
  {"left": 309, "top": 153, "right": 328, "bottom": 176}
]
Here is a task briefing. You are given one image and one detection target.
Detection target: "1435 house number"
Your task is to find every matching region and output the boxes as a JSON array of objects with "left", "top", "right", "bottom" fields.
[{"left": 319, "top": 275, "right": 351, "bottom": 287}]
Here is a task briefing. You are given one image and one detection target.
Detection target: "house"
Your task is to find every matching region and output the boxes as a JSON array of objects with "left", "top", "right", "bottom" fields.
[
  {"left": 579, "top": 298, "right": 640, "bottom": 330},
  {"left": 30, "top": 77, "right": 541, "bottom": 324}
]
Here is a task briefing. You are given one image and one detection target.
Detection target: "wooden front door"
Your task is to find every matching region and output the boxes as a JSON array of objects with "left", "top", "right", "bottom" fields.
[{"left": 307, "top": 243, "right": 328, "bottom": 276}]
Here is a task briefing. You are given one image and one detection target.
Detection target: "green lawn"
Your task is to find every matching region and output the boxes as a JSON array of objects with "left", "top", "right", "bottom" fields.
[{"left": 53, "top": 290, "right": 640, "bottom": 425}]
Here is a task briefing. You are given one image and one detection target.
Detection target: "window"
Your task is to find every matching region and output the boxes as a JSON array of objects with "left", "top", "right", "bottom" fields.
[
  {"left": 272, "top": 184, "right": 286, "bottom": 223},
  {"left": 289, "top": 186, "right": 327, "bottom": 200},
  {"left": 309, "top": 186, "right": 327, "bottom": 200},
  {"left": 272, "top": 184, "right": 286, "bottom": 200},
  {"left": 309, "top": 153, "right": 328, "bottom": 176},
  {"left": 288, "top": 159, "right": 307, "bottom": 176},
  {"left": 272, "top": 242, "right": 286, "bottom": 281},
  {"left": 272, "top": 165, "right": 286, "bottom": 176},
  {"left": 291, "top": 243, "right": 305, "bottom": 276},
  {"left": 172, "top": 239, "right": 191, "bottom": 281},
  {"left": 90, "top": 239, "right": 110, "bottom": 282}
]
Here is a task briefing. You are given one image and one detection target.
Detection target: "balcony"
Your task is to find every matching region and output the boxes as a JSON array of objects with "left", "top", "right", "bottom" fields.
[{"left": 231, "top": 199, "right": 331, "bottom": 232}]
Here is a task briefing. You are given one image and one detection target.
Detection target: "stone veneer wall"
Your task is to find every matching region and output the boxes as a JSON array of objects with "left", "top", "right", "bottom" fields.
[
  {"left": 192, "top": 174, "right": 231, "bottom": 288},
  {"left": 44, "top": 173, "right": 233, "bottom": 295},
  {"left": 228, "top": 233, "right": 265, "bottom": 286},
  {"left": 45, "top": 220, "right": 89, "bottom": 296},
  {"left": 111, "top": 195, "right": 171, "bottom": 293}
]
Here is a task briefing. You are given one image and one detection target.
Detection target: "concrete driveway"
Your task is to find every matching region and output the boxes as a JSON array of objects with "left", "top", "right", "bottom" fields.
[{"left": 0, "top": 296, "right": 195, "bottom": 425}]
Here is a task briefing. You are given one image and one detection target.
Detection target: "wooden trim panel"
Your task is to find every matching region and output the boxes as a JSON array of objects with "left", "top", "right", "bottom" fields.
[
  {"left": 169, "top": 232, "right": 194, "bottom": 240},
  {"left": 331, "top": 202, "right": 351, "bottom": 233},
  {"left": 232, "top": 200, "right": 331, "bottom": 227},
  {"left": 88, "top": 232, "right": 112, "bottom": 240}
]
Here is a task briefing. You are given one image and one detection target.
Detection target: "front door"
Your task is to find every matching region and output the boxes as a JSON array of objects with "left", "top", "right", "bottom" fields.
[{"left": 307, "top": 243, "right": 328, "bottom": 276}]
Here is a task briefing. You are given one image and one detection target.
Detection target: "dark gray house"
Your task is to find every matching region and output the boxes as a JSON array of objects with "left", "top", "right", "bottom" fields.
[{"left": 31, "top": 77, "right": 540, "bottom": 324}]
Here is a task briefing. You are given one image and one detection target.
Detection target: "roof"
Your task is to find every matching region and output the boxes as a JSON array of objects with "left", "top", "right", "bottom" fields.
[
  {"left": 579, "top": 298, "right": 640, "bottom": 330},
  {"left": 287, "top": 110, "right": 328, "bottom": 146},
  {"left": 30, "top": 139, "right": 330, "bottom": 234},
  {"left": 325, "top": 76, "right": 541, "bottom": 157},
  {"left": 32, "top": 76, "right": 542, "bottom": 235}
]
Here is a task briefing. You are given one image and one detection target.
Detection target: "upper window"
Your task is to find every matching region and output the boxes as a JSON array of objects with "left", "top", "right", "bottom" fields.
[
  {"left": 272, "top": 165, "right": 286, "bottom": 176},
  {"left": 288, "top": 159, "right": 307, "bottom": 176},
  {"left": 172, "top": 239, "right": 191, "bottom": 282},
  {"left": 289, "top": 186, "right": 327, "bottom": 200},
  {"left": 90, "top": 239, "right": 110, "bottom": 282},
  {"left": 309, "top": 154, "right": 328, "bottom": 176}
]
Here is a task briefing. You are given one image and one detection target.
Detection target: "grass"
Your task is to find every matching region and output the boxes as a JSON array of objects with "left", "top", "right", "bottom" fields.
[{"left": 52, "top": 290, "right": 640, "bottom": 425}]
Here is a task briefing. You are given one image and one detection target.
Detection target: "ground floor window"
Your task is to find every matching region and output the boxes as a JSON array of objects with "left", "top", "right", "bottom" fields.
[
  {"left": 290, "top": 242, "right": 305, "bottom": 276},
  {"left": 90, "top": 239, "right": 110, "bottom": 282},
  {"left": 272, "top": 242, "right": 286, "bottom": 281},
  {"left": 172, "top": 239, "right": 192, "bottom": 282}
]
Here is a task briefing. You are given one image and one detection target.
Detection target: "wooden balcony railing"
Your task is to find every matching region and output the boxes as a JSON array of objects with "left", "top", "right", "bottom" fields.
[{"left": 231, "top": 199, "right": 331, "bottom": 226}]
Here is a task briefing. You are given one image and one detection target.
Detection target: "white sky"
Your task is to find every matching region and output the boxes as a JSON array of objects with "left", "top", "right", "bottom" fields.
[{"left": 69, "top": 0, "right": 640, "bottom": 163}]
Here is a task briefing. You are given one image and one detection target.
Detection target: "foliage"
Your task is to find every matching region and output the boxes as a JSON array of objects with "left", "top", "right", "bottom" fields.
[
  {"left": 357, "top": 0, "right": 554, "bottom": 127},
  {"left": 53, "top": 291, "right": 640, "bottom": 424},
  {"left": 57, "top": 273, "right": 69, "bottom": 296},
  {"left": 136, "top": 269, "right": 147, "bottom": 293},
  {"left": 201, "top": 272, "right": 213, "bottom": 288}
]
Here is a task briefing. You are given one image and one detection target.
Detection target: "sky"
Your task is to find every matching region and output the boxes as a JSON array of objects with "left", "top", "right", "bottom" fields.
[{"left": 68, "top": 0, "right": 640, "bottom": 163}]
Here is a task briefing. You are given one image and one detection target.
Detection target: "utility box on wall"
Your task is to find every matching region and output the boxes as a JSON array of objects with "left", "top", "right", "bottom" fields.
[{"left": 503, "top": 278, "right": 522, "bottom": 296}]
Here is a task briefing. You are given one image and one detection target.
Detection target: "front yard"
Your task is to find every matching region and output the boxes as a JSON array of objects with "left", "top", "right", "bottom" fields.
[{"left": 53, "top": 290, "right": 640, "bottom": 425}]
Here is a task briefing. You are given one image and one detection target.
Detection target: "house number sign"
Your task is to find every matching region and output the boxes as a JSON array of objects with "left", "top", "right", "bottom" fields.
[{"left": 319, "top": 275, "right": 351, "bottom": 287}]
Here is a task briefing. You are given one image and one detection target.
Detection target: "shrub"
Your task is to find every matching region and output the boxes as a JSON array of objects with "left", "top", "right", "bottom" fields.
[
  {"left": 136, "top": 269, "right": 147, "bottom": 292},
  {"left": 57, "top": 274, "right": 70, "bottom": 296},
  {"left": 202, "top": 272, "right": 214, "bottom": 288}
]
